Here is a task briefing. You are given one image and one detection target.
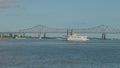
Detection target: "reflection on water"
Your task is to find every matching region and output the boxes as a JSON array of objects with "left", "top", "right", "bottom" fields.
[{"left": 0, "top": 39, "right": 120, "bottom": 68}]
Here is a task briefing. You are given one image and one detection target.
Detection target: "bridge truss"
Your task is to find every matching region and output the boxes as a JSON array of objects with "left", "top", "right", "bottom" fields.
[
  {"left": 0, "top": 25, "right": 120, "bottom": 39},
  {"left": 19, "top": 25, "right": 120, "bottom": 34}
]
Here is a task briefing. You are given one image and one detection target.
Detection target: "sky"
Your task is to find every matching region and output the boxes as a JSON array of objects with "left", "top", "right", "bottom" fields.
[{"left": 0, "top": 0, "right": 120, "bottom": 31}]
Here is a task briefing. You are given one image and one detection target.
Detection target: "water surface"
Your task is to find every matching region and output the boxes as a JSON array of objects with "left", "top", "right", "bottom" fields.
[{"left": 0, "top": 39, "right": 120, "bottom": 68}]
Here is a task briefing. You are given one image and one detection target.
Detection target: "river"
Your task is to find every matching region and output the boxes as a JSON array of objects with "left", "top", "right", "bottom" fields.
[{"left": 0, "top": 39, "right": 120, "bottom": 68}]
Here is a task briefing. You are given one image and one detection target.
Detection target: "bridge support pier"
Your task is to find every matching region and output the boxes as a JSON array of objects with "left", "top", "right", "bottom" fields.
[
  {"left": 0, "top": 34, "right": 3, "bottom": 38},
  {"left": 38, "top": 33, "right": 41, "bottom": 39},
  {"left": 43, "top": 33, "right": 46, "bottom": 39},
  {"left": 102, "top": 33, "right": 106, "bottom": 40},
  {"left": 70, "top": 29, "right": 73, "bottom": 35},
  {"left": 38, "top": 33, "right": 46, "bottom": 39},
  {"left": 67, "top": 29, "right": 69, "bottom": 36},
  {"left": 22, "top": 33, "right": 26, "bottom": 37},
  {"left": 15, "top": 33, "right": 26, "bottom": 38},
  {"left": 16, "top": 33, "right": 20, "bottom": 38}
]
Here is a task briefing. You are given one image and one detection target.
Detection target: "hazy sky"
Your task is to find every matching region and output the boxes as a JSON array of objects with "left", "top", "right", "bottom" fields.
[{"left": 0, "top": 0, "right": 120, "bottom": 31}]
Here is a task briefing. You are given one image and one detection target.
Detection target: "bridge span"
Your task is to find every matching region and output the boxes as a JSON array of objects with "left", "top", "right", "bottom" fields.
[{"left": 0, "top": 25, "right": 120, "bottom": 39}]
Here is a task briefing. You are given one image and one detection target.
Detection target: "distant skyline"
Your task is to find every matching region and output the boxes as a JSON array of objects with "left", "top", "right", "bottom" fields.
[{"left": 0, "top": 0, "right": 120, "bottom": 31}]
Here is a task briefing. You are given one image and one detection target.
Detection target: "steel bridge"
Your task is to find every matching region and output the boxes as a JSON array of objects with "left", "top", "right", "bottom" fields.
[{"left": 0, "top": 25, "right": 120, "bottom": 39}]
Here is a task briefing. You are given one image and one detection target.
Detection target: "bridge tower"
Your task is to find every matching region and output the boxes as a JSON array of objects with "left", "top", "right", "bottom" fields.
[{"left": 102, "top": 33, "right": 106, "bottom": 40}]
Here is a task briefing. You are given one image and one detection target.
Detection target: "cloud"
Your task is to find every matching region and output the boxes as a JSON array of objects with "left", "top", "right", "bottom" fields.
[{"left": 0, "top": 0, "right": 20, "bottom": 8}]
